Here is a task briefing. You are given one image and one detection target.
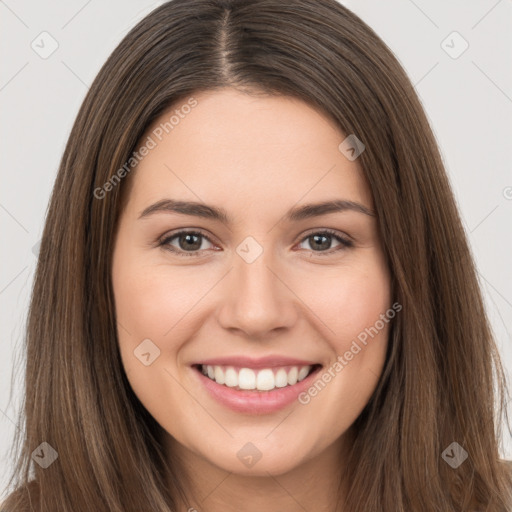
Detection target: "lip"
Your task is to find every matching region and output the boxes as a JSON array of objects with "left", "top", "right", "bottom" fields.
[
  {"left": 191, "top": 362, "right": 322, "bottom": 414},
  {"left": 193, "top": 355, "right": 320, "bottom": 369}
]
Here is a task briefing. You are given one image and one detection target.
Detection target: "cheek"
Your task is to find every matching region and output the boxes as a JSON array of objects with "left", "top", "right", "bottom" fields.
[
  {"left": 111, "top": 251, "right": 191, "bottom": 423},
  {"left": 294, "top": 254, "right": 392, "bottom": 418},
  {"left": 112, "top": 249, "right": 217, "bottom": 406},
  {"left": 300, "top": 257, "right": 391, "bottom": 356},
  {"left": 300, "top": 257, "right": 392, "bottom": 413},
  {"left": 113, "top": 253, "right": 200, "bottom": 344},
  {"left": 334, "top": 278, "right": 390, "bottom": 355}
]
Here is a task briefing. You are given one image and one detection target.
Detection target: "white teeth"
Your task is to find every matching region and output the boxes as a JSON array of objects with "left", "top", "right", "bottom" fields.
[
  {"left": 275, "top": 368, "right": 288, "bottom": 388},
  {"left": 287, "top": 367, "right": 298, "bottom": 385},
  {"left": 238, "top": 368, "right": 256, "bottom": 390},
  {"left": 297, "top": 366, "right": 310, "bottom": 382},
  {"left": 256, "top": 369, "right": 275, "bottom": 390},
  {"left": 224, "top": 367, "right": 238, "bottom": 387},
  {"left": 214, "top": 366, "right": 225, "bottom": 385},
  {"left": 201, "top": 364, "right": 314, "bottom": 391}
]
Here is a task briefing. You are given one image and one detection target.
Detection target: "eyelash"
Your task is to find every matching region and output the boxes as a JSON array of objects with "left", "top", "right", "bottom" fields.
[{"left": 157, "top": 229, "right": 353, "bottom": 258}]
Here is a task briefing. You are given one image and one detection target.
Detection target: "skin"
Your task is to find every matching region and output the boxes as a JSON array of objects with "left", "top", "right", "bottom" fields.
[{"left": 112, "top": 88, "right": 392, "bottom": 512}]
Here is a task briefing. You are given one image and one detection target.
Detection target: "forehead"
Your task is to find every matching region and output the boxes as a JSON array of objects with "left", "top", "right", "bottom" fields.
[{"left": 126, "top": 88, "right": 373, "bottom": 217}]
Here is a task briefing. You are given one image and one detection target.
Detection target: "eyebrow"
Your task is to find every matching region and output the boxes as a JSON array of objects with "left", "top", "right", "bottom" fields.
[{"left": 138, "top": 198, "right": 375, "bottom": 223}]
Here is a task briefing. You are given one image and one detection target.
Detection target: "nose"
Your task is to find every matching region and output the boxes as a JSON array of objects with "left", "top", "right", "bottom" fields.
[{"left": 216, "top": 247, "right": 298, "bottom": 340}]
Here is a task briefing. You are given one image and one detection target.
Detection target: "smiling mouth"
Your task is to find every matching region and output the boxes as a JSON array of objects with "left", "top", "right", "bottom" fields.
[{"left": 192, "top": 363, "right": 322, "bottom": 392}]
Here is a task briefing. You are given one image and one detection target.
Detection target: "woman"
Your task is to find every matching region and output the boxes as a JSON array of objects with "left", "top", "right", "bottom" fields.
[{"left": 3, "top": 0, "right": 511, "bottom": 510}]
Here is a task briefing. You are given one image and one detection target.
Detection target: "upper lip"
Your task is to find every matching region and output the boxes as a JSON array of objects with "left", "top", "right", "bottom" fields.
[{"left": 193, "top": 356, "right": 321, "bottom": 369}]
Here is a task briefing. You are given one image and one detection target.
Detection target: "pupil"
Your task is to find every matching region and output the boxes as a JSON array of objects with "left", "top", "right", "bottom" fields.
[
  {"left": 177, "top": 234, "right": 332, "bottom": 252},
  {"left": 182, "top": 234, "right": 201, "bottom": 250},
  {"left": 311, "top": 234, "right": 330, "bottom": 251}
]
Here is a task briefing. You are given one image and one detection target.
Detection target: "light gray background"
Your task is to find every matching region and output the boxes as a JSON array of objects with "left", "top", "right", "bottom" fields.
[{"left": 1, "top": 0, "right": 511, "bottom": 497}]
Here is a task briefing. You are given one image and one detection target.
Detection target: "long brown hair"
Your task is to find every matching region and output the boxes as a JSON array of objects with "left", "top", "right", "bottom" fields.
[{"left": 3, "top": 0, "right": 511, "bottom": 510}]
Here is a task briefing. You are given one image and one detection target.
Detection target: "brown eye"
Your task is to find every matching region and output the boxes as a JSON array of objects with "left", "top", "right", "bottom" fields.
[
  {"left": 297, "top": 229, "right": 353, "bottom": 255},
  {"left": 159, "top": 230, "right": 215, "bottom": 257}
]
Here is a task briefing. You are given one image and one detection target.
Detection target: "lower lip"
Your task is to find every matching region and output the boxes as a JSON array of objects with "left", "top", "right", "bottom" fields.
[{"left": 192, "top": 365, "right": 322, "bottom": 414}]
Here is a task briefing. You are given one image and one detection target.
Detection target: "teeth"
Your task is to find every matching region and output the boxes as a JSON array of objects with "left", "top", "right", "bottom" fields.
[
  {"left": 297, "top": 367, "right": 310, "bottom": 381},
  {"left": 224, "top": 367, "right": 238, "bottom": 387},
  {"left": 287, "top": 367, "right": 298, "bottom": 385},
  {"left": 256, "top": 369, "right": 275, "bottom": 391},
  {"left": 214, "top": 366, "right": 225, "bottom": 385},
  {"left": 200, "top": 364, "right": 314, "bottom": 391},
  {"left": 275, "top": 369, "right": 288, "bottom": 388},
  {"left": 238, "top": 368, "right": 256, "bottom": 390}
]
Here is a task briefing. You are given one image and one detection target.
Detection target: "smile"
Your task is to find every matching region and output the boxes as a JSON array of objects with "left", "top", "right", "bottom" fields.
[
  {"left": 191, "top": 357, "right": 323, "bottom": 414},
  {"left": 198, "top": 364, "right": 316, "bottom": 391}
]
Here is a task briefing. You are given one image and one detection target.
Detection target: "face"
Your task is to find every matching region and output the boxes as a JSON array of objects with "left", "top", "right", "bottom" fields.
[{"left": 112, "top": 88, "right": 392, "bottom": 478}]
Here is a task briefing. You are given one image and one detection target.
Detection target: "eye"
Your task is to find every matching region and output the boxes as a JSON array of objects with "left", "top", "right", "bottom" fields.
[
  {"left": 158, "top": 230, "right": 217, "bottom": 257},
  {"left": 296, "top": 229, "right": 353, "bottom": 256},
  {"left": 158, "top": 228, "right": 353, "bottom": 258}
]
